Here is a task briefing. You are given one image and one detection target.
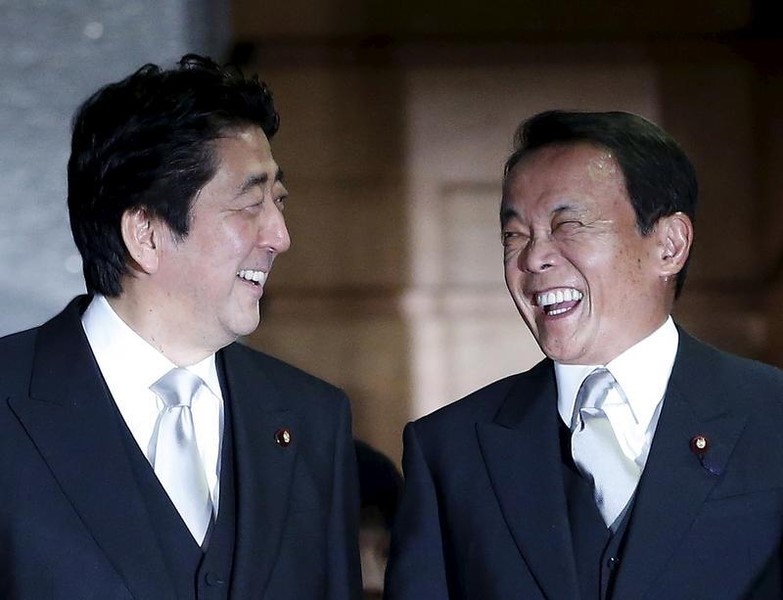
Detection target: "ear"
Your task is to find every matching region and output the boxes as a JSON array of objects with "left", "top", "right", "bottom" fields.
[
  {"left": 654, "top": 211, "right": 693, "bottom": 278},
  {"left": 120, "top": 207, "right": 161, "bottom": 274}
]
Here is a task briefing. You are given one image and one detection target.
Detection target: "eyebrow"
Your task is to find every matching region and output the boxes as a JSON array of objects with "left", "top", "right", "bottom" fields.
[
  {"left": 499, "top": 205, "right": 519, "bottom": 226},
  {"left": 237, "top": 168, "right": 285, "bottom": 196},
  {"left": 500, "top": 202, "right": 579, "bottom": 226},
  {"left": 552, "top": 204, "right": 573, "bottom": 215},
  {"left": 551, "top": 203, "right": 585, "bottom": 218}
]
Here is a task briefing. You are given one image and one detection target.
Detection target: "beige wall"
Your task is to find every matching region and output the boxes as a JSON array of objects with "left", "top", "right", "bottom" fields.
[
  {"left": 244, "top": 63, "right": 411, "bottom": 462},
  {"left": 236, "top": 5, "right": 783, "bottom": 464},
  {"left": 402, "top": 60, "right": 660, "bottom": 419}
]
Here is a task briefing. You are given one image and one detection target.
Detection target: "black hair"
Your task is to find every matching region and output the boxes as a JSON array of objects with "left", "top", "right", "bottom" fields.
[
  {"left": 67, "top": 53, "right": 279, "bottom": 296},
  {"left": 504, "top": 110, "right": 697, "bottom": 297}
]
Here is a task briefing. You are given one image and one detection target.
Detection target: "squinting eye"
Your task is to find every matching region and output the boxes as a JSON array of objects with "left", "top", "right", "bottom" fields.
[
  {"left": 501, "top": 231, "right": 527, "bottom": 246},
  {"left": 553, "top": 220, "right": 582, "bottom": 232}
]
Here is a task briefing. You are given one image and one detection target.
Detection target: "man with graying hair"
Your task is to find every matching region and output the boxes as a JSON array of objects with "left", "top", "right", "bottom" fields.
[
  {"left": 0, "top": 54, "right": 361, "bottom": 599},
  {"left": 386, "top": 110, "right": 783, "bottom": 599}
]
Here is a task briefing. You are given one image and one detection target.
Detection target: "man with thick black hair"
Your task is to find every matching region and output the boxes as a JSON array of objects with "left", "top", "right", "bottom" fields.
[
  {"left": 386, "top": 110, "right": 783, "bottom": 599},
  {"left": 0, "top": 55, "right": 361, "bottom": 599}
]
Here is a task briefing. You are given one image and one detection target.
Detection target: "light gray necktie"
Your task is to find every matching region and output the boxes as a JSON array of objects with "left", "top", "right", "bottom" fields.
[
  {"left": 151, "top": 367, "right": 213, "bottom": 545},
  {"left": 571, "top": 368, "right": 641, "bottom": 528}
]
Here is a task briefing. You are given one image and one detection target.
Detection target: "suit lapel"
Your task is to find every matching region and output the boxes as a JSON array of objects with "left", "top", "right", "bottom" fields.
[
  {"left": 612, "top": 332, "right": 749, "bottom": 597},
  {"left": 7, "top": 298, "right": 174, "bottom": 599},
  {"left": 220, "top": 344, "right": 298, "bottom": 599},
  {"left": 476, "top": 361, "right": 580, "bottom": 599}
]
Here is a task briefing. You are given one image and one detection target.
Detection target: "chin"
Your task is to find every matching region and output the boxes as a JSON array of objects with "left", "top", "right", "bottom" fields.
[
  {"left": 538, "top": 339, "right": 584, "bottom": 364},
  {"left": 221, "top": 314, "right": 261, "bottom": 342},
  {"left": 234, "top": 320, "right": 260, "bottom": 339}
]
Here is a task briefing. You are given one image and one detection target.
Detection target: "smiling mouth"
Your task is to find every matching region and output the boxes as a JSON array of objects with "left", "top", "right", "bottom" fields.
[
  {"left": 237, "top": 269, "right": 267, "bottom": 286},
  {"left": 535, "top": 288, "right": 583, "bottom": 316}
]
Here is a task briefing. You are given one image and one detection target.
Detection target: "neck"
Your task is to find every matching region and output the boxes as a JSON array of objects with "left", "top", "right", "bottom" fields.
[{"left": 105, "top": 293, "right": 218, "bottom": 367}]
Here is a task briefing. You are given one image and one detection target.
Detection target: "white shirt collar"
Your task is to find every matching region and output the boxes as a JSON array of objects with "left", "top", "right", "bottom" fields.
[
  {"left": 556, "top": 316, "right": 679, "bottom": 430},
  {"left": 81, "top": 294, "right": 221, "bottom": 396},
  {"left": 81, "top": 294, "right": 224, "bottom": 509}
]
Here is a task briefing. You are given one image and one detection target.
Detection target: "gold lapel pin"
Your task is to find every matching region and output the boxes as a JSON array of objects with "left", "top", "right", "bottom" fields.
[
  {"left": 275, "top": 428, "right": 292, "bottom": 447},
  {"left": 689, "top": 434, "right": 708, "bottom": 457}
]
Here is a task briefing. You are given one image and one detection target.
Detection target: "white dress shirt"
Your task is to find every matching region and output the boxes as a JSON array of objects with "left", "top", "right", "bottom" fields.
[
  {"left": 556, "top": 317, "right": 679, "bottom": 471},
  {"left": 81, "top": 294, "right": 224, "bottom": 512}
]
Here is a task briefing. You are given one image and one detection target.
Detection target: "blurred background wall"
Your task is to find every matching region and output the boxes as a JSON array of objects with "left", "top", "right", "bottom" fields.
[{"left": 1, "top": 0, "right": 781, "bottom": 465}]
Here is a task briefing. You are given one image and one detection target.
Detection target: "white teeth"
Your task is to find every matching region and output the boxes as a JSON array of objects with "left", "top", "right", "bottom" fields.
[
  {"left": 536, "top": 288, "right": 583, "bottom": 307},
  {"left": 238, "top": 269, "right": 267, "bottom": 285}
]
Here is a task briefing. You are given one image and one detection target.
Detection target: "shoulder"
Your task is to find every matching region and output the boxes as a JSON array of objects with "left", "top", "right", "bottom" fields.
[
  {"left": 220, "top": 343, "right": 353, "bottom": 467},
  {"left": 411, "top": 358, "right": 553, "bottom": 434},
  {"left": 676, "top": 330, "right": 783, "bottom": 391},
  {"left": 0, "top": 327, "right": 41, "bottom": 425},
  {"left": 0, "top": 325, "right": 37, "bottom": 356},
  {"left": 0, "top": 296, "right": 88, "bottom": 358},
  {"left": 0, "top": 326, "right": 38, "bottom": 386},
  {"left": 222, "top": 341, "right": 348, "bottom": 407},
  {"left": 673, "top": 330, "right": 783, "bottom": 426}
]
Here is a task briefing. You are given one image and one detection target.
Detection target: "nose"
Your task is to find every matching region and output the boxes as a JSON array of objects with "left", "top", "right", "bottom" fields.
[
  {"left": 519, "top": 235, "right": 557, "bottom": 273},
  {"left": 260, "top": 205, "right": 291, "bottom": 255}
]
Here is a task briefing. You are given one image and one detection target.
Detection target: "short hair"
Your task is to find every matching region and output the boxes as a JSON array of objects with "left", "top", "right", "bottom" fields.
[
  {"left": 504, "top": 110, "right": 698, "bottom": 298},
  {"left": 68, "top": 54, "right": 279, "bottom": 296}
]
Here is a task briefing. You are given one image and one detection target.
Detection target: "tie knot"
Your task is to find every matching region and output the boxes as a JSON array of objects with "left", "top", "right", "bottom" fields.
[
  {"left": 151, "top": 368, "right": 203, "bottom": 409},
  {"left": 571, "top": 368, "right": 615, "bottom": 428},
  {"left": 570, "top": 366, "right": 639, "bottom": 527}
]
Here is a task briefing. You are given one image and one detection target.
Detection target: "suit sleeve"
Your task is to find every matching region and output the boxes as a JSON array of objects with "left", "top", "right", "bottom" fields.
[
  {"left": 326, "top": 392, "right": 363, "bottom": 599},
  {"left": 385, "top": 422, "right": 451, "bottom": 600}
]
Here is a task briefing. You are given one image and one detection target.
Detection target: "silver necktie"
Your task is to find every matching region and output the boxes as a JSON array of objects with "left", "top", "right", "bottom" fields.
[
  {"left": 571, "top": 368, "right": 641, "bottom": 527},
  {"left": 151, "top": 367, "right": 213, "bottom": 544}
]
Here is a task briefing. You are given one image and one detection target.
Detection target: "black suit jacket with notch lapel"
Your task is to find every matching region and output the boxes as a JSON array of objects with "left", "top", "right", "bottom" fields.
[
  {"left": 0, "top": 296, "right": 362, "bottom": 599},
  {"left": 385, "top": 328, "right": 783, "bottom": 599}
]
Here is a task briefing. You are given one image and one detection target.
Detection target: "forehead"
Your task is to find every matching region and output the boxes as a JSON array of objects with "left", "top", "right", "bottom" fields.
[
  {"left": 185, "top": 126, "right": 283, "bottom": 219},
  {"left": 502, "top": 143, "right": 629, "bottom": 218},
  {"left": 193, "top": 126, "right": 281, "bottom": 203},
  {"left": 211, "top": 126, "right": 277, "bottom": 174}
]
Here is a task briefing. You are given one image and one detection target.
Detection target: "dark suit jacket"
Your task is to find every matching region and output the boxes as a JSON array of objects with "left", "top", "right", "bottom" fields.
[
  {"left": 0, "top": 296, "right": 362, "bottom": 599},
  {"left": 386, "top": 330, "right": 783, "bottom": 599}
]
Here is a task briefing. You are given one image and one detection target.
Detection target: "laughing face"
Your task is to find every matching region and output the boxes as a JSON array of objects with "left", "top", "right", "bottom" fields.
[
  {"left": 501, "top": 143, "right": 669, "bottom": 365},
  {"left": 150, "top": 125, "right": 290, "bottom": 357}
]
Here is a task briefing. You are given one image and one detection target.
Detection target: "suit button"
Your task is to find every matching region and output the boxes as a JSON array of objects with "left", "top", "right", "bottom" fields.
[
  {"left": 607, "top": 557, "right": 620, "bottom": 570},
  {"left": 205, "top": 572, "right": 225, "bottom": 586}
]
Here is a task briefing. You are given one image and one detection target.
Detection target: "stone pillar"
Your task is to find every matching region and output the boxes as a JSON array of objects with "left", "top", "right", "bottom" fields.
[{"left": 0, "top": 0, "right": 230, "bottom": 335}]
